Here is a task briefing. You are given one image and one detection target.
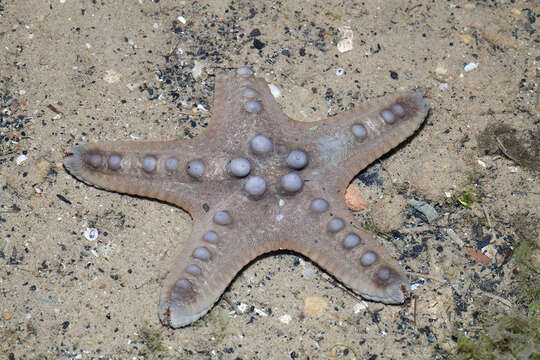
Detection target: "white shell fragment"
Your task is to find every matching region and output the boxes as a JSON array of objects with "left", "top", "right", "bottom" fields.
[
  {"left": 267, "top": 83, "right": 281, "bottom": 98},
  {"left": 337, "top": 26, "right": 354, "bottom": 53}
]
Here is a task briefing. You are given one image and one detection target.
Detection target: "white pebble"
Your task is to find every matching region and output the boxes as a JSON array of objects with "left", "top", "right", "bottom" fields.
[
  {"left": 410, "top": 282, "right": 423, "bottom": 291},
  {"left": 354, "top": 301, "right": 369, "bottom": 313},
  {"left": 84, "top": 227, "right": 99, "bottom": 241},
  {"left": 481, "top": 244, "right": 497, "bottom": 259},
  {"left": 279, "top": 314, "right": 292, "bottom": 324},
  {"left": 177, "top": 16, "right": 187, "bottom": 24},
  {"left": 464, "top": 62, "right": 478, "bottom": 72},
  {"left": 237, "top": 303, "right": 248, "bottom": 313},
  {"left": 15, "top": 154, "right": 27, "bottom": 165},
  {"left": 253, "top": 307, "right": 267, "bottom": 317}
]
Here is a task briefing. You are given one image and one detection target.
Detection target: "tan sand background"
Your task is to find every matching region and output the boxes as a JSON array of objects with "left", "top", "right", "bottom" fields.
[{"left": 1, "top": 1, "right": 538, "bottom": 359}]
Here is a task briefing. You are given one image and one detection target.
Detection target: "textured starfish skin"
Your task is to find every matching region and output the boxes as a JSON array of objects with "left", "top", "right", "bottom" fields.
[{"left": 64, "top": 67, "right": 430, "bottom": 328}]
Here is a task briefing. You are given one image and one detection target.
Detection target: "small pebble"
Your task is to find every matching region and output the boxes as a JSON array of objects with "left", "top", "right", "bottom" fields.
[
  {"left": 279, "top": 314, "right": 292, "bottom": 324},
  {"left": 408, "top": 198, "right": 439, "bottom": 223},
  {"left": 464, "top": 62, "right": 478, "bottom": 72},
  {"left": 460, "top": 34, "right": 473, "bottom": 45},
  {"left": 84, "top": 227, "right": 99, "bottom": 241},
  {"left": 16, "top": 154, "right": 27, "bottom": 165},
  {"left": 353, "top": 301, "right": 369, "bottom": 313}
]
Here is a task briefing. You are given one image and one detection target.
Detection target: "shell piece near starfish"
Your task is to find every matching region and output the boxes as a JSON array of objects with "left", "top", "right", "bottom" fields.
[{"left": 64, "top": 66, "right": 430, "bottom": 328}]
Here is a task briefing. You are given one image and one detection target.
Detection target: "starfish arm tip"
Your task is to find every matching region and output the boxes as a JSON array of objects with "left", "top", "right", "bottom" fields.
[{"left": 158, "top": 299, "right": 213, "bottom": 328}]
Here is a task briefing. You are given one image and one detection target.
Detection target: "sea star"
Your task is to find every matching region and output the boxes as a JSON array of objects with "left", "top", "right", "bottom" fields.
[{"left": 64, "top": 66, "right": 430, "bottom": 328}]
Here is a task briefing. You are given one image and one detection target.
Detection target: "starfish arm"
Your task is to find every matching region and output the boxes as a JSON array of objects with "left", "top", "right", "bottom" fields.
[
  {"left": 157, "top": 192, "right": 281, "bottom": 328},
  {"left": 279, "top": 91, "right": 430, "bottom": 192},
  {"left": 286, "top": 198, "right": 409, "bottom": 304},
  {"left": 63, "top": 140, "right": 206, "bottom": 213}
]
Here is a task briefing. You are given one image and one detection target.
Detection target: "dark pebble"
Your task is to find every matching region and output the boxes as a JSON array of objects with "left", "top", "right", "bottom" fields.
[{"left": 253, "top": 39, "right": 265, "bottom": 50}]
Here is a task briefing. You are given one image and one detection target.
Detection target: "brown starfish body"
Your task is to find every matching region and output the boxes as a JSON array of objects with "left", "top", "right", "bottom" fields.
[{"left": 64, "top": 66, "right": 430, "bottom": 328}]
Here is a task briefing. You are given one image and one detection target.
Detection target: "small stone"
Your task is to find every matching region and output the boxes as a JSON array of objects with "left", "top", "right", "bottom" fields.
[
  {"left": 192, "top": 61, "right": 206, "bottom": 80},
  {"left": 237, "top": 303, "right": 248, "bottom": 313},
  {"left": 83, "top": 227, "right": 99, "bottom": 241},
  {"left": 460, "top": 34, "right": 473, "bottom": 45},
  {"left": 345, "top": 184, "right": 367, "bottom": 211},
  {"left": 353, "top": 301, "right": 369, "bottom": 314},
  {"left": 279, "top": 314, "right": 292, "bottom": 324},
  {"left": 481, "top": 244, "right": 497, "bottom": 260},
  {"left": 466, "top": 249, "right": 490, "bottom": 265},
  {"left": 253, "top": 39, "right": 265, "bottom": 50},
  {"left": 464, "top": 62, "right": 479, "bottom": 72},
  {"left": 15, "top": 154, "right": 27, "bottom": 165},
  {"left": 253, "top": 307, "right": 267, "bottom": 317},
  {"left": 408, "top": 198, "right": 439, "bottom": 223}
]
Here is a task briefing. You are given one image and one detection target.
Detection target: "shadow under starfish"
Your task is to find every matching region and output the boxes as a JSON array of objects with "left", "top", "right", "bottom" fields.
[{"left": 64, "top": 66, "right": 430, "bottom": 328}]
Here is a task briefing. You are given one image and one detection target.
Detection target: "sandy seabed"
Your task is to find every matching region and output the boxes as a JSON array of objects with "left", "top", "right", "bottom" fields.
[{"left": 1, "top": 1, "right": 538, "bottom": 359}]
